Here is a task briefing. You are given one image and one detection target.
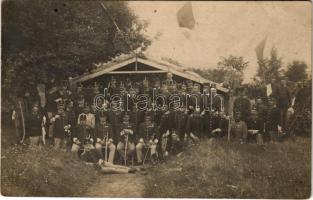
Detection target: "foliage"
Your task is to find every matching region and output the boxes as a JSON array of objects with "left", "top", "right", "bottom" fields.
[
  {"left": 2, "top": 0, "right": 151, "bottom": 99},
  {"left": 189, "top": 55, "right": 248, "bottom": 89},
  {"left": 256, "top": 48, "right": 283, "bottom": 84},
  {"left": 285, "top": 61, "right": 308, "bottom": 82}
]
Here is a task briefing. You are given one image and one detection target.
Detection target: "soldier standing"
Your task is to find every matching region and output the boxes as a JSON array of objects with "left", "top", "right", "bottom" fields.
[
  {"left": 233, "top": 87, "right": 251, "bottom": 123},
  {"left": 52, "top": 107, "right": 71, "bottom": 150},
  {"left": 265, "top": 98, "right": 282, "bottom": 141},
  {"left": 185, "top": 107, "right": 201, "bottom": 143},
  {"left": 159, "top": 106, "right": 171, "bottom": 158},
  {"left": 25, "top": 102, "right": 45, "bottom": 147},
  {"left": 129, "top": 104, "right": 145, "bottom": 136},
  {"left": 177, "top": 107, "right": 188, "bottom": 141}
]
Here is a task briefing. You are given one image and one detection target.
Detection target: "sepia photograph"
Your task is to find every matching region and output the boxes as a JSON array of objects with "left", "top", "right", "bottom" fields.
[{"left": 1, "top": 0, "right": 312, "bottom": 198}]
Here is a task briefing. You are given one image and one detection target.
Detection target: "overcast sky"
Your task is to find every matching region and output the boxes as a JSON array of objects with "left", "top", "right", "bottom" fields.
[{"left": 129, "top": 1, "right": 311, "bottom": 82}]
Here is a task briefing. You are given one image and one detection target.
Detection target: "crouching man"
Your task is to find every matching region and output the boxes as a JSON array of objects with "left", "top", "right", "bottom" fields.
[
  {"left": 94, "top": 114, "right": 116, "bottom": 164},
  {"left": 71, "top": 114, "right": 98, "bottom": 163},
  {"left": 117, "top": 114, "right": 136, "bottom": 165},
  {"left": 136, "top": 115, "right": 159, "bottom": 165}
]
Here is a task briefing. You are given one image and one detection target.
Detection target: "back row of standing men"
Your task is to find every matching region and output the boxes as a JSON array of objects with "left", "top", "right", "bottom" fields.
[{"left": 12, "top": 76, "right": 298, "bottom": 165}]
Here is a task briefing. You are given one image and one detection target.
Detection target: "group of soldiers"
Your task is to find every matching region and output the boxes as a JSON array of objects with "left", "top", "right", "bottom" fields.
[{"left": 11, "top": 75, "right": 311, "bottom": 170}]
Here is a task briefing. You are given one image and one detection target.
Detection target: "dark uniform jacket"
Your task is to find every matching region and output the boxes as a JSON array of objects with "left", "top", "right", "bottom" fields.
[
  {"left": 94, "top": 123, "right": 115, "bottom": 143},
  {"left": 159, "top": 112, "right": 170, "bottom": 134},
  {"left": 203, "top": 111, "right": 220, "bottom": 134},
  {"left": 169, "top": 110, "right": 179, "bottom": 131},
  {"left": 95, "top": 110, "right": 109, "bottom": 124},
  {"left": 53, "top": 114, "right": 70, "bottom": 139},
  {"left": 219, "top": 117, "right": 229, "bottom": 136},
  {"left": 277, "top": 86, "right": 291, "bottom": 110},
  {"left": 107, "top": 110, "right": 123, "bottom": 137},
  {"left": 177, "top": 111, "right": 188, "bottom": 140},
  {"left": 73, "top": 124, "right": 94, "bottom": 143},
  {"left": 247, "top": 117, "right": 264, "bottom": 132},
  {"left": 186, "top": 113, "right": 203, "bottom": 136},
  {"left": 233, "top": 96, "right": 251, "bottom": 122},
  {"left": 265, "top": 107, "right": 281, "bottom": 132},
  {"left": 137, "top": 122, "right": 159, "bottom": 143},
  {"left": 129, "top": 109, "right": 144, "bottom": 133},
  {"left": 26, "top": 112, "right": 43, "bottom": 137},
  {"left": 66, "top": 109, "right": 77, "bottom": 128}
]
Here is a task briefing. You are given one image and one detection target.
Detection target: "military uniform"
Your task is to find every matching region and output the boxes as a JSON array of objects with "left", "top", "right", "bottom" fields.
[
  {"left": 265, "top": 106, "right": 281, "bottom": 141},
  {"left": 177, "top": 109, "right": 188, "bottom": 141},
  {"left": 129, "top": 108, "right": 144, "bottom": 135},
  {"left": 107, "top": 110, "right": 123, "bottom": 138},
  {"left": 186, "top": 111, "right": 203, "bottom": 139},
  {"left": 233, "top": 96, "right": 251, "bottom": 122},
  {"left": 94, "top": 122, "right": 116, "bottom": 163},
  {"left": 136, "top": 120, "right": 159, "bottom": 163},
  {"left": 159, "top": 111, "right": 171, "bottom": 156},
  {"left": 25, "top": 109, "right": 44, "bottom": 146},
  {"left": 202, "top": 111, "right": 220, "bottom": 137},
  {"left": 52, "top": 112, "right": 71, "bottom": 149},
  {"left": 230, "top": 119, "right": 248, "bottom": 142},
  {"left": 116, "top": 121, "right": 136, "bottom": 162}
]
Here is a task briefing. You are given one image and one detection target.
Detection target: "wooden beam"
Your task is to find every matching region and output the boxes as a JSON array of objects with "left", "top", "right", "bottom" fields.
[
  {"left": 70, "top": 57, "right": 136, "bottom": 85},
  {"left": 108, "top": 70, "right": 166, "bottom": 74}
]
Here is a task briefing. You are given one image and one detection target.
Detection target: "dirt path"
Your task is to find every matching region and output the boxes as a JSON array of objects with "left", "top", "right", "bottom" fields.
[{"left": 85, "top": 172, "right": 146, "bottom": 197}]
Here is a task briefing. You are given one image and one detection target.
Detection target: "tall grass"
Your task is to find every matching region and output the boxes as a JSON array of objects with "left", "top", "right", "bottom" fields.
[
  {"left": 1, "top": 137, "right": 98, "bottom": 196},
  {"left": 144, "top": 137, "right": 311, "bottom": 198}
]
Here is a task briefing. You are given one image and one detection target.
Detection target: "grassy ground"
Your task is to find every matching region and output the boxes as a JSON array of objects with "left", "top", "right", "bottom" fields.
[
  {"left": 143, "top": 137, "right": 311, "bottom": 198},
  {"left": 1, "top": 125, "right": 98, "bottom": 197}
]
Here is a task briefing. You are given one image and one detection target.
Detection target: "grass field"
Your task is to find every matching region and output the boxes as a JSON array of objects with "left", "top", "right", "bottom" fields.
[
  {"left": 144, "top": 137, "right": 311, "bottom": 198},
  {"left": 1, "top": 125, "right": 98, "bottom": 197}
]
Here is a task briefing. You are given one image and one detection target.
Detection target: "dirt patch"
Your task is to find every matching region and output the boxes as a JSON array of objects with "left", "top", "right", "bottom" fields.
[{"left": 85, "top": 173, "right": 146, "bottom": 197}]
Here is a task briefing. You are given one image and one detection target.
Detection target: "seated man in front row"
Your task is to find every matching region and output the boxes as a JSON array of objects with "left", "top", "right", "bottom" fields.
[
  {"left": 94, "top": 114, "right": 116, "bottom": 164},
  {"left": 72, "top": 114, "right": 136, "bottom": 174},
  {"left": 116, "top": 114, "right": 136, "bottom": 165},
  {"left": 136, "top": 115, "right": 159, "bottom": 165},
  {"left": 71, "top": 114, "right": 98, "bottom": 163}
]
